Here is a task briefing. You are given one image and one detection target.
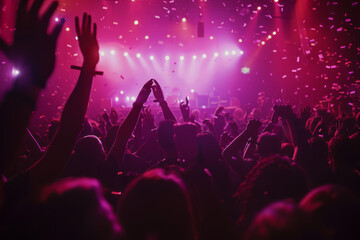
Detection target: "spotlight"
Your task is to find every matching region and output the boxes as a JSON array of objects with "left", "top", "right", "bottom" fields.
[
  {"left": 190, "top": 89, "right": 195, "bottom": 93},
  {"left": 115, "top": 97, "right": 119, "bottom": 102},
  {"left": 124, "top": 52, "right": 129, "bottom": 57},
  {"left": 110, "top": 50, "right": 116, "bottom": 55},
  {"left": 231, "top": 50, "right": 237, "bottom": 55},
  {"left": 192, "top": 55, "right": 197, "bottom": 60},
  {"left": 165, "top": 56, "right": 170, "bottom": 61},
  {"left": 180, "top": 56, "right": 185, "bottom": 60},
  {"left": 238, "top": 38, "right": 243, "bottom": 43},
  {"left": 66, "top": 27, "right": 70, "bottom": 32},
  {"left": 131, "top": 96, "right": 136, "bottom": 102},
  {"left": 12, "top": 68, "right": 20, "bottom": 77},
  {"left": 274, "top": 0, "right": 279, "bottom": 3},
  {"left": 100, "top": 51, "right": 105, "bottom": 56},
  {"left": 126, "top": 96, "right": 130, "bottom": 101},
  {"left": 261, "top": 41, "right": 265, "bottom": 45},
  {"left": 241, "top": 67, "right": 250, "bottom": 74},
  {"left": 150, "top": 55, "right": 155, "bottom": 60},
  {"left": 257, "top": 6, "right": 262, "bottom": 11},
  {"left": 209, "top": 36, "right": 214, "bottom": 40},
  {"left": 202, "top": 54, "right": 207, "bottom": 59},
  {"left": 267, "top": 35, "right": 272, "bottom": 40},
  {"left": 55, "top": 17, "right": 59, "bottom": 22},
  {"left": 120, "top": 91, "right": 124, "bottom": 95},
  {"left": 214, "top": 52, "right": 219, "bottom": 57},
  {"left": 224, "top": 51, "right": 229, "bottom": 56},
  {"left": 136, "top": 53, "right": 141, "bottom": 58},
  {"left": 145, "top": 35, "right": 149, "bottom": 40},
  {"left": 240, "top": 50, "right": 244, "bottom": 55},
  {"left": 273, "top": 31, "right": 277, "bottom": 35},
  {"left": 182, "top": 17, "right": 187, "bottom": 23},
  {"left": 134, "top": 20, "right": 139, "bottom": 25}
]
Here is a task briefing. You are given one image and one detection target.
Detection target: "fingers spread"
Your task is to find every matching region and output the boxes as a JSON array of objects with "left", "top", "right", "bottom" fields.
[
  {"left": 41, "top": 1, "right": 58, "bottom": 31},
  {"left": 82, "top": 13, "right": 87, "bottom": 36},
  {"left": 92, "top": 23, "right": 97, "bottom": 39},
  {"left": 17, "top": 0, "right": 29, "bottom": 23},
  {"left": 51, "top": 17, "right": 65, "bottom": 41},
  {"left": 75, "top": 16, "right": 81, "bottom": 38},
  {"left": 29, "top": 0, "right": 45, "bottom": 20}
]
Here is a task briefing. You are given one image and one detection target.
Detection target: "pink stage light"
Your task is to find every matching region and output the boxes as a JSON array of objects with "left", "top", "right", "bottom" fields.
[
  {"left": 149, "top": 55, "right": 155, "bottom": 60},
  {"left": 115, "top": 97, "right": 119, "bottom": 102},
  {"left": 124, "top": 52, "right": 129, "bottom": 57},
  {"left": 134, "top": 20, "right": 139, "bottom": 25},
  {"left": 241, "top": 67, "right": 250, "bottom": 74},
  {"left": 192, "top": 55, "right": 197, "bottom": 60},
  {"left": 12, "top": 68, "right": 20, "bottom": 77},
  {"left": 180, "top": 56, "right": 185, "bottom": 60},
  {"left": 136, "top": 53, "right": 141, "bottom": 58},
  {"left": 165, "top": 56, "right": 170, "bottom": 60},
  {"left": 182, "top": 18, "right": 187, "bottom": 23}
]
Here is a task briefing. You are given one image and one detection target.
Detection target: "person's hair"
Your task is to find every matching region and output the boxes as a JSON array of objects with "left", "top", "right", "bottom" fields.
[
  {"left": 245, "top": 201, "right": 312, "bottom": 240},
  {"left": 196, "top": 132, "right": 222, "bottom": 166},
  {"left": 62, "top": 135, "right": 105, "bottom": 179},
  {"left": 258, "top": 132, "right": 281, "bottom": 158},
  {"left": 117, "top": 169, "right": 196, "bottom": 240},
  {"left": 280, "top": 143, "right": 294, "bottom": 159},
  {"left": 21, "top": 178, "right": 122, "bottom": 240},
  {"left": 300, "top": 185, "right": 360, "bottom": 240},
  {"left": 236, "top": 157, "right": 307, "bottom": 237}
]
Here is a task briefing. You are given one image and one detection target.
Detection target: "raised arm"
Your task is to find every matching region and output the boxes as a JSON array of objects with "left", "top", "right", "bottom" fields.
[
  {"left": 223, "top": 120, "right": 261, "bottom": 159},
  {"left": 0, "top": 0, "right": 64, "bottom": 177},
  {"left": 29, "top": 13, "right": 99, "bottom": 185},
  {"left": 152, "top": 80, "right": 177, "bottom": 122},
  {"left": 180, "top": 97, "right": 190, "bottom": 122},
  {"left": 106, "top": 80, "right": 153, "bottom": 170}
]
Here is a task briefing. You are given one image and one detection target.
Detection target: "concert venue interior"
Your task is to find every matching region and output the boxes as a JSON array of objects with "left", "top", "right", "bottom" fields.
[{"left": 0, "top": 0, "right": 359, "bottom": 239}]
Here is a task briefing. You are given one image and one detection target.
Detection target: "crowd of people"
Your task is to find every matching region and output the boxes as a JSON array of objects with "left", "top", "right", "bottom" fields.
[{"left": 1, "top": 1, "right": 360, "bottom": 239}]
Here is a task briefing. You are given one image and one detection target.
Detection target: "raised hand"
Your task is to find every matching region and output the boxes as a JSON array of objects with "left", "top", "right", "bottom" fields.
[
  {"left": 75, "top": 13, "right": 99, "bottom": 67},
  {"left": 180, "top": 97, "right": 190, "bottom": 122},
  {"left": 135, "top": 80, "right": 153, "bottom": 105},
  {"left": 0, "top": 0, "right": 65, "bottom": 88},
  {"left": 151, "top": 79, "right": 165, "bottom": 102}
]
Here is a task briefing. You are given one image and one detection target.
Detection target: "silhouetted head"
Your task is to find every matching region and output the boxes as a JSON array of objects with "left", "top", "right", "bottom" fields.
[
  {"left": 328, "top": 136, "right": 356, "bottom": 172},
  {"left": 196, "top": 132, "right": 221, "bottom": 167},
  {"left": 236, "top": 157, "right": 307, "bottom": 236},
  {"left": 117, "top": 169, "right": 196, "bottom": 240},
  {"left": 300, "top": 185, "right": 360, "bottom": 240},
  {"left": 280, "top": 143, "right": 294, "bottom": 159},
  {"left": 63, "top": 135, "right": 105, "bottom": 179},
  {"left": 35, "top": 178, "right": 122, "bottom": 240},
  {"left": 174, "top": 122, "right": 199, "bottom": 163},
  {"left": 258, "top": 132, "right": 281, "bottom": 158},
  {"left": 245, "top": 201, "right": 311, "bottom": 240}
]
